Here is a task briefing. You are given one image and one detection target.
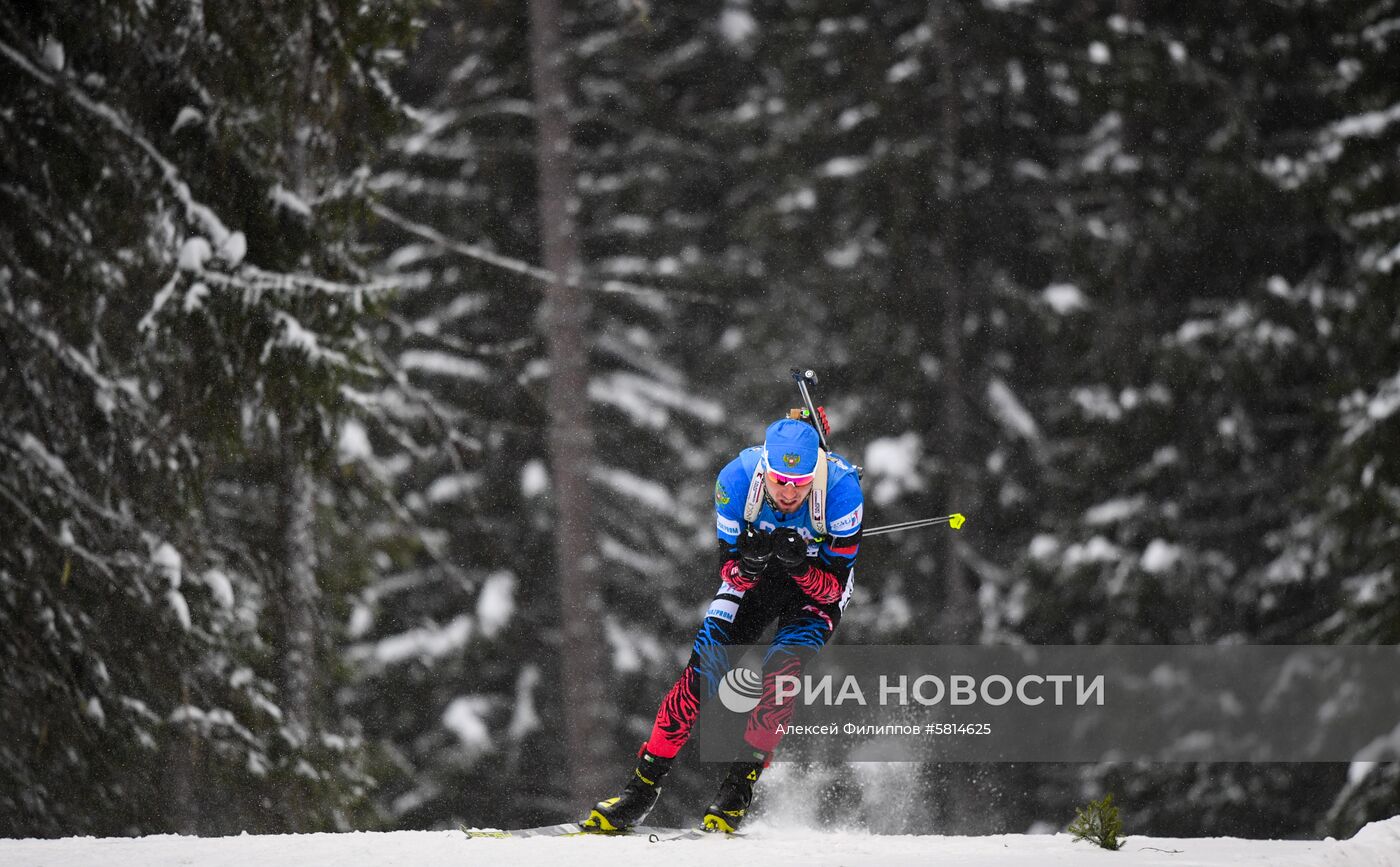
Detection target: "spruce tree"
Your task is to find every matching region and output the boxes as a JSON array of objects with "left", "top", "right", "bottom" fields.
[
  {"left": 0, "top": 0, "right": 417, "bottom": 834},
  {"left": 353, "top": 0, "right": 727, "bottom": 829},
  {"left": 1259, "top": 0, "right": 1400, "bottom": 835}
]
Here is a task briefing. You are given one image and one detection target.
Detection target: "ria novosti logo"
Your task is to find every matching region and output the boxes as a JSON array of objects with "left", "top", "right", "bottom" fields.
[{"left": 717, "top": 667, "right": 763, "bottom": 713}]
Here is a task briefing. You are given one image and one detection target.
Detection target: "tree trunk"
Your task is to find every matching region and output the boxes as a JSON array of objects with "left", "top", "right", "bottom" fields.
[
  {"left": 931, "top": 0, "right": 977, "bottom": 646},
  {"left": 926, "top": 1, "right": 986, "bottom": 837},
  {"left": 280, "top": 459, "right": 320, "bottom": 736},
  {"left": 527, "top": 0, "right": 608, "bottom": 804},
  {"left": 166, "top": 679, "right": 200, "bottom": 833},
  {"left": 279, "top": 6, "right": 321, "bottom": 747}
]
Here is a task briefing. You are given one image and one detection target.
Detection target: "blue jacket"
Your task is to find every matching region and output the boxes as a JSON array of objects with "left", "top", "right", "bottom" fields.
[{"left": 712, "top": 445, "right": 864, "bottom": 579}]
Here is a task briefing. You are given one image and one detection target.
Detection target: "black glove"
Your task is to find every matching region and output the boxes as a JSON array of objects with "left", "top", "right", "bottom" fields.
[
  {"left": 737, "top": 527, "right": 773, "bottom": 579},
  {"left": 771, "top": 528, "right": 808, "bottom": 574}
]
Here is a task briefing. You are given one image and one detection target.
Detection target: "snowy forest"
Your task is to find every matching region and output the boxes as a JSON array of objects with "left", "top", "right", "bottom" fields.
[{"left": 3, "top": 0, "right": 1398, "bottom": 843}]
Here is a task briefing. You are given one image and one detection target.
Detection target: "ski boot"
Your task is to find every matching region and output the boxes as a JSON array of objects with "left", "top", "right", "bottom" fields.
[
  {"left": 582, "top": 746, "right": 673, "bottom": 832},
  {"left": 701, "top": 751, "right": 766, "bottom": 833}
]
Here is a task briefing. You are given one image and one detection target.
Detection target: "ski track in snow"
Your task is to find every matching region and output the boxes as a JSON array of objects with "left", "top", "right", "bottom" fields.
[{"left": 4, "top": 818, "right": 1400, "bottom": 867}]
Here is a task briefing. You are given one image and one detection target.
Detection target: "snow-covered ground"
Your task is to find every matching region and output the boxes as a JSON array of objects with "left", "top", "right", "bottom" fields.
[{"left": 5, "top": 818, "right": 1400, "bottom": 867}]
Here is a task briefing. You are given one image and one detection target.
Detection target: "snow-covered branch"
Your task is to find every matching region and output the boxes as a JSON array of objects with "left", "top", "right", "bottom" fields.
[
  {"left": 0, "top": 37, "right": 236, "bottom": 248},
  {"left": 372, "top": 202, "right": 727, "bottom": 308}
]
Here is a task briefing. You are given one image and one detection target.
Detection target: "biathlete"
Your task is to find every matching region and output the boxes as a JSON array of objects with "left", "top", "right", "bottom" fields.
[{"left": 584, "top": 414, "right": 864, "bottom": 833}]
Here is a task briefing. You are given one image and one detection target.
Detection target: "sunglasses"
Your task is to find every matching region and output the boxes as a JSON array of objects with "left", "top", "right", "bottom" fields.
[{"left": 766, "top": 469, "right": 815, "bottom": 488}]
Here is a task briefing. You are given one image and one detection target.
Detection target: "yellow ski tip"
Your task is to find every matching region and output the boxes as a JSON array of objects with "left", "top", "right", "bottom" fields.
[{"left": 949, "top": 513, "right": 966, "bottom": 530}]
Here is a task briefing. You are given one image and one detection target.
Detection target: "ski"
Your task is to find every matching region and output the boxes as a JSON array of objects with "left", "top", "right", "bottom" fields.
[{"left": 460, "top": 822, "right": 730, "bottom": 842}]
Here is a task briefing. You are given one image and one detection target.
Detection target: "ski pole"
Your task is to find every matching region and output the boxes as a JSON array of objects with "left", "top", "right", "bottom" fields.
[
  {"left": 788, "top": 368, "right": 963, "bottom": 536},
  {"left": 790, "top": 368, "right": 831, "bottom": 452},
  {"left": 791, "top": 367, "right": 863, "bottom": 477},
  {"left": 863, "top": 513, "right": 967, "bottom": 537}
]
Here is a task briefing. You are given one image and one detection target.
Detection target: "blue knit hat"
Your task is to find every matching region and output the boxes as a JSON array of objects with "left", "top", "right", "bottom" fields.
[{"left": 762, "top": 418, "right": 820, "bottom": 477}]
